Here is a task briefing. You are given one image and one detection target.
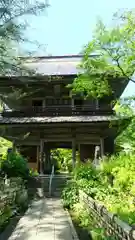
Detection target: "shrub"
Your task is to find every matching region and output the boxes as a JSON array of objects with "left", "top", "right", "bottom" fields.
[
  {"left": 101, "top": 152, "right": 135, "bottom": 193},
  {"left": 0, "top": 152, "right": 29, "bottom": 179},
  {"left": 0, "top": 205, "right": 12, "bottom": 231},
  {"left": 15, "top": 187, "right": 28, "bottom": 210},
  {"left": 73, "top": 161, "right": 98, "bottom": 181},
  {"left": 0, "top": 177, "right": 29, "bottom": 231},
  {"left": 51, "top": 149, "right": 73, "bottom": 172},
  {"left": 29, "top": 168, "right": 39, "bottom": 177},
  {"left": 72, "top": 203, "right": 93, "bottom": 229},
  {"left": 78, "top": 178, "right": 101, "bottom": 198},
  {"left": 63, "top": 151, "right": 135, "bottom": 226},
  {"left": 62, "top": 180, "right": 79, "bottom": 208},
  {"left": 71, "top": 203, "right": 114, "bottom": 239}
]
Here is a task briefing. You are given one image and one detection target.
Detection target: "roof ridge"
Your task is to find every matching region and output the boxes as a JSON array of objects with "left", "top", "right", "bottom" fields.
[{"left": 19, "top": 54, "right": 98, "bottom": 60}]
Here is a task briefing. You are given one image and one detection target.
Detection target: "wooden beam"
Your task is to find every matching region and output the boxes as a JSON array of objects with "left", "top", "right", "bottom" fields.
[
  {"left": 16, "top": 139, "right": 100, "bottom": 146},
  {"left": 6, "top": 126, "right": 106, "bottom": 132},
  {"left": 1, "top": 122, "right": 111, "bottom": 128},
  {"left": 78, "top": 140, "right": 100, "bottom": 145},
  {"left": 16, "top": 141, "right": 40, "bottom": 146},
  {"left": 15, "top": 134, "right": 101, "bottom": 142},
  {"left": 16, "top": 138, "right": 101, "bottom": 143}
]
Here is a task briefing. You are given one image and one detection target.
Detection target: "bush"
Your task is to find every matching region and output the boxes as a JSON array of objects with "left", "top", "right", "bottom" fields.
[
  {"left": 72, "top": 203, "right": 93, "bottom": 229},
  {"left": 73, "top": 161, "right": 98, "bottom": 181},
  {"left": 0, "top": 152, "right": 29, "bottom": 179},
  {"left": 62, "top": 180, "right": 79, "bottom": 209},
  {"left": 0, "top": 177, "right": 29, "bottom": 231},
  {"left": 29, "top": 168, "right": 39, "bottom": 177},
  {"left": 71, "top": 203, "right": 113, "bottom": 239},
  {"left": 0, "top": 205, "right": 12, "bottom": 231},
  {"left": 62, "top": 151, "right": 135, "bottom": 225},
  {"left": 51, "top": 149, "right": 73, "bottom": 173},
  {"left": 15, "top": 187, "right": 28, "bottom": 210}
]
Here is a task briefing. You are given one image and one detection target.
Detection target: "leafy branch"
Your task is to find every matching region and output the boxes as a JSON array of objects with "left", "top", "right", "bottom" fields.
[{"left": 70, "top": 10, "right": 135, "bottom": 98}]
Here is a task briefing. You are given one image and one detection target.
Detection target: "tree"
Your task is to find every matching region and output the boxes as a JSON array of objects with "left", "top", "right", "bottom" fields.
[
  {"left": 68, "top": 10, "right": 135, "bottom": 99},
  {"left": 0, "top": 0, "right": 49, "bottom": 108},
  {"left": 0, "top": 0, "right": 49, "bottom": 75},
  {"left": 115, "top": 100, "right": 135, "bottom": 149}
]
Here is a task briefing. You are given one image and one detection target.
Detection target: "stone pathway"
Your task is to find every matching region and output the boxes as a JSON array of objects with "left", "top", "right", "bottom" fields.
[{"left": 7, "top": 198, "right": 78, "bottom": 240}]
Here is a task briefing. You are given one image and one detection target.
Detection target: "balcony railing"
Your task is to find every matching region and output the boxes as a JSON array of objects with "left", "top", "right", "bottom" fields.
[{"left": 2, "top": 105, "right": 114, "bottom": 117}]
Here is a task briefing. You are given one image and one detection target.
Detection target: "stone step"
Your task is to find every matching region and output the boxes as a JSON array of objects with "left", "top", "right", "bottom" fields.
[
  {"left": 52, "top": 187, "right": 65, "bottom": 191},
  {"left": 52, "top": 182, "right": 67, "bottom": 186},
  {"left": 36, "top": 174, "right": 71, "bottom": 179},
  {"left": 28, "top": 175, "right": 70, "bottom": 194},
  {"left": 35, "top": 189, "right": 63, "bottom": 198},
  {"left": 52, "top": 192, "right": 62, "bottom": 197},
  {"left": 51, "top": 187, "right": 65, "bottom": 191}
]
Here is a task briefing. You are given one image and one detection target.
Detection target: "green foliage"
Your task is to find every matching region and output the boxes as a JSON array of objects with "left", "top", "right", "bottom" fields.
[
  {"left": 73, "top": 162, "right": 103, "bottom": 198},
  {"left": 99, "top": 152, "right": 135, "bottom": 224},
  {"left": 63, "top": 151, "right": 135, "bottom": 227},
  {"left": 114, "top": 100, "right": 135, "bottom": 151},
  {"left": 62, "top": 154, "right": 135, "bottom": 237},
  {"left": 116, "top": 117, "right": 135, "bottom": 150},
  {"left": 62, "top": 162, "right": 101, "bottom": 209},
  {"left": 73, "top": 161, "right": 98, "bottom": 180},
  {"left": 15, "top": 187, "right": 28, "bottom": 210},
  {"left": 69, "top": 10, "right": 135, "bottom": 98},
  {"left": 62, "top": 180, "right": 79, "bottom": 209},
  {"left": 68, "top": 73, "right": 112, "bottom": 99},
  {"left": 0, "top": 205, "right": 12, "bottom": 231},
  {"left": 0, "top": 152, "right": 29, "bottom": 179},
  {"left": 51, "top": 149, "right": 73, "bottom": 173},
  {"left": 71, "top": 203, "right": 115, "bottom": 240},
  {"left": 0, "top": 138, "right": 12, "bottom": 156},
  {"left": 29, "top": 168, "right": 39, "bottom": 177},
  {"left": 0, "top": 177, "right": 28, "bottom": 231},
  {"left": 91, "top": 228, "right": 116, "bottom": 240},
  {"left": 72, "top": 202, "right": 94, "bottom": 229},
  {"left": 0, "top": 0, "right": 48, "bottom": 105}
]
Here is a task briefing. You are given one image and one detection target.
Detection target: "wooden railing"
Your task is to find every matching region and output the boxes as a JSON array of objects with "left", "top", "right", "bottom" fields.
[
  {"left": 2, "top": 105, "right": 114, "bottom": 117},
  {"left": 79, "top": 190, "right": 135, "bottom": 240}
]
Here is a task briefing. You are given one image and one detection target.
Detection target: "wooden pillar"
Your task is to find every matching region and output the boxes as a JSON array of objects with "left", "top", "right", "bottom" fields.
[
  {"left": 96, "top": 99, "right": 99, "bottom": 109},
  {"left": 72, "top": 139, "right": 76, "bottom": 168},
  {"left": 37, "top": 146, "right": 39, "bottom": 172},
  {"left": 12, "top": 140, "right": 16, "bottom": 153},
  {"left": 39, "top": 139, "right": 44, "bottom": 174},
  {"left": 44, "top": 144, "right": 51, "bottom": 174},
  {"left": 71, "top": 98, "right": 74, "bottom": 108},
  {"left": 100, "top": 137, "right": 104, "bottom": 157},
  {"left": 43, "top": 99, "right": 46, "bottom": 107}
]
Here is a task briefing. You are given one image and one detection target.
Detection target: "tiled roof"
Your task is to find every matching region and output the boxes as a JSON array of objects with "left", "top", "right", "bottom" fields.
[
  {"left": 23, "top": 55, "right": 95, "bottom": 76},
  {"left": 0, "top": 115, "right": 129, "bottom": 124}
]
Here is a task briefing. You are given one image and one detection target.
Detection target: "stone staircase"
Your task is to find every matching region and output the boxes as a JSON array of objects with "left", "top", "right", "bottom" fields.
[
  {"left": 28, "top": 174, "right": 70, "bottom": 198},
  {"left": 51, "top": 174, "right": 70, "bottom": 197}
]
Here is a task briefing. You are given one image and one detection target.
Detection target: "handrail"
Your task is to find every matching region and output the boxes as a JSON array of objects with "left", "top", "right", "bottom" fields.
[
  {"left": 2, "top": 104, "right": 113, "bottom": 117},
  {"left": 3, "top": 104, "right": 112, "bottom": 112},
  {"left": 49, "top": 165, "right": 54, "bottom": 196}
]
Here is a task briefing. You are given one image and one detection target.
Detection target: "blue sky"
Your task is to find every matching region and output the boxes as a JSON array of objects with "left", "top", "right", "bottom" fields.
[{"left": 23, "top": 0, "right": 135, "bottom": 97}]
